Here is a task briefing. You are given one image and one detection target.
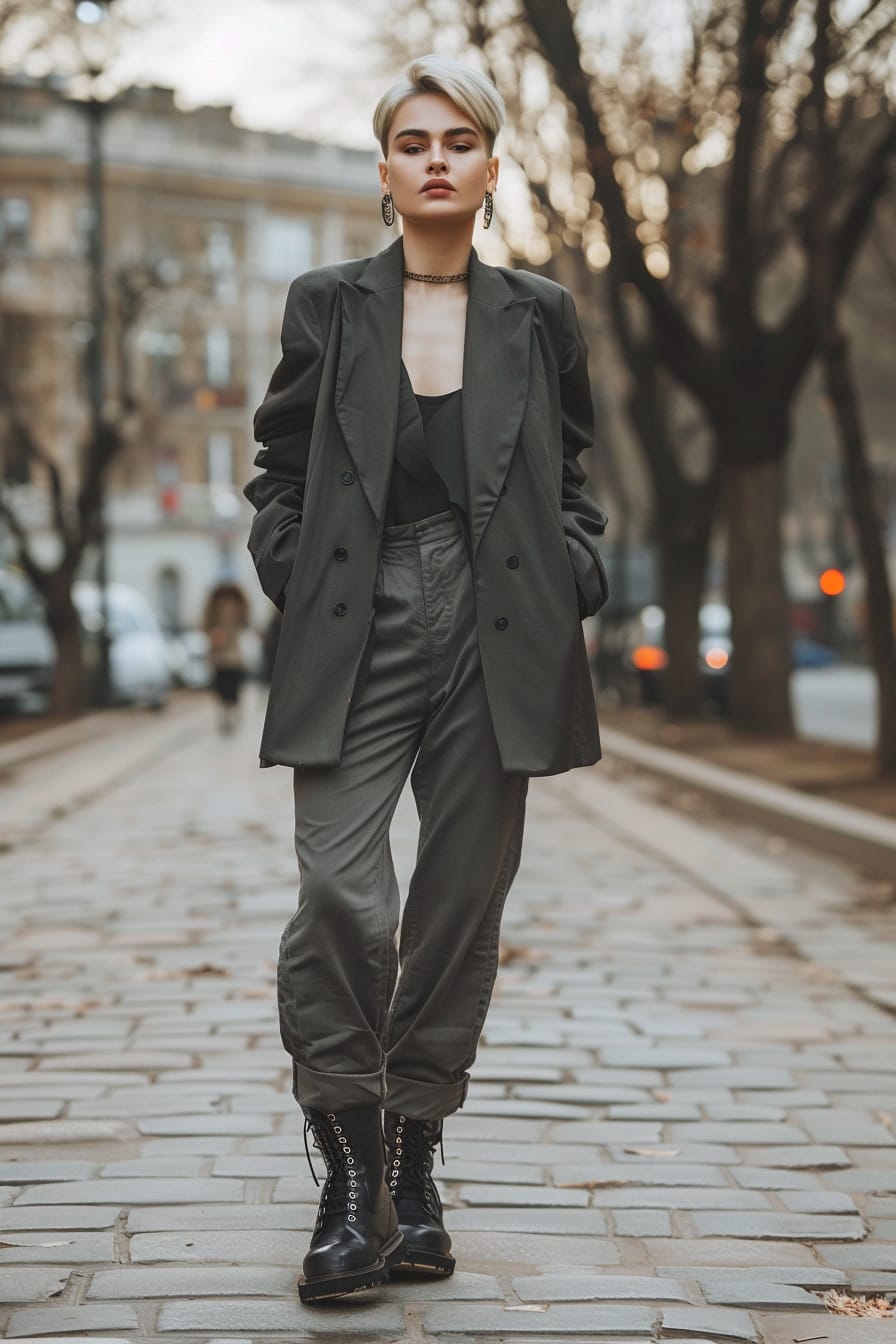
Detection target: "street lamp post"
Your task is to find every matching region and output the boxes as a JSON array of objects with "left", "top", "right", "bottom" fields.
[{"left": 76, "top": 0, "right": 113, "bottom": 706}]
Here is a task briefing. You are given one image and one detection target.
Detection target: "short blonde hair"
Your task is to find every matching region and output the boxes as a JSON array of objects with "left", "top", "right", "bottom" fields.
[{"left": 373, "top": 55, "right": 505, "bottom": 157}]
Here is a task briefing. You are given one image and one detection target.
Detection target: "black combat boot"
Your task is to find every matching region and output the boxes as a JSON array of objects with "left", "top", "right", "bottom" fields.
[
  {"left": 299, "top": 1105, "right": 404, "bottom": 1303},
  {"left": 383, "top": 1112, "right": 456, "bottom": 1276}
]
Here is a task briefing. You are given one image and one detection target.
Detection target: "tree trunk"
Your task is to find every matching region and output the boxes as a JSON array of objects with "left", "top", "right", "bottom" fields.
[
  {"left": 659, "top": 525, "right": 713, "bottom": 719},
  {"left": 723, "top": 445, "right": 795, "bottom": 735},
  {"left": 821, "top": 327, "right": 896, "bottom": 776},
  {"left": 43, "top": 576, "right": 86, "bottom": 717}
]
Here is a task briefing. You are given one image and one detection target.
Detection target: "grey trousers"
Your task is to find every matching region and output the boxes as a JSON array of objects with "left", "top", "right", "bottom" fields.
[{"left": 279, "top": 510, "right": 528, "bottom": 1120}]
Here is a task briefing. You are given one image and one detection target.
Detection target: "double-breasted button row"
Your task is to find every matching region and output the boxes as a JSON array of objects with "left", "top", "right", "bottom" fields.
[
  {"left": 334, "top": 547, "right": 348, "bottom": 561},
  {"left": 340, "top": 471, "right": 355, "bottom": 485},
  {"left": 506, "top": 554, "right": 519, "bottom": 569},
  {"left": 333, "top": 602, "right": 347, "bottom": 617},
  {"left": 494, "top": 616, "right": 509, "bottom": 631}
]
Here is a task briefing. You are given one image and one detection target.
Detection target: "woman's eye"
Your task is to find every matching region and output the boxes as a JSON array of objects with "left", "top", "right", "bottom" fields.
[
  {"left": 404, "top": 145, "right": 424, "bottom": 154},
  {"left": 451, "top": 143, "right": 471, "bottom": 152}
]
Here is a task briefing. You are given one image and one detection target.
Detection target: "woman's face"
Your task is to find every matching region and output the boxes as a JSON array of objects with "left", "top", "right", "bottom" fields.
[{"left": 379, "top": 92, "right": 498, "bottom": 227}]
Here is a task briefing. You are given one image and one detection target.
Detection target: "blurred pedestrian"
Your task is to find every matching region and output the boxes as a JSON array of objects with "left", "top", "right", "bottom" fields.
[
  {"left": 245, "top": 55, "right": 609, "bottom": 1304},
  {"left": 202, "top": 581, "right": 249, "bottom": 734}
]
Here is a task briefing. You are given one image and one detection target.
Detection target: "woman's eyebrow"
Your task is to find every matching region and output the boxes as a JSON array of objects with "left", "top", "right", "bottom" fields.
[{"left": 393, "top": 126, "right": 480, "bottom": 141}]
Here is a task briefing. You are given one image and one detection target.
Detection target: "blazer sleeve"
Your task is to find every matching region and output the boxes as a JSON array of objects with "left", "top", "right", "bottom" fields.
[
  {"left": 243, "top": 277, "right": 324, "bottom": 610},
  {"left": 558, "top": 287, "right": 610, "bottom": 619}
]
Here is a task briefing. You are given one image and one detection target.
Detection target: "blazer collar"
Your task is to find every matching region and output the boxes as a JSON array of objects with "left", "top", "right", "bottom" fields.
[{"left": 337, "top": 238, "right": 534, "bottom": 551}]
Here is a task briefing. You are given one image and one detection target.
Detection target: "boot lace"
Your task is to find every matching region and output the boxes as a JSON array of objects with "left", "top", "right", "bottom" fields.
[
  {"left": 387, "top": 1115, "right": 444, "bottom": 1218},
  {"left": 303, "top": 1112, "right": 362, "bottom": 1225}
]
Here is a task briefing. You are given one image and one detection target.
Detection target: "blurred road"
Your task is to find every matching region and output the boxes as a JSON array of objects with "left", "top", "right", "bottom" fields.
[
  {"left": 793, "top": 666, "right": 876, "bottom": 750},
  {"left": 1, "top": 692, "right": 895, "bottom": 1342}
]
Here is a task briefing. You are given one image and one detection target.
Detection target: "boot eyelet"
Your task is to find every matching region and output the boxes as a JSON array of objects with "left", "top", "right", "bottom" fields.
[
  {"left": 348, "top": 1214, "right": 356, "bottom": 1222},
  {"left": 327, "top": 1113, "right": 336, "bottom": 1121}
]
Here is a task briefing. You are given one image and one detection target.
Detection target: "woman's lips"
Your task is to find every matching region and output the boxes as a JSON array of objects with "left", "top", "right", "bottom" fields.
[{"left": 421, "top": 182, "right": 455, "bottom": 193}]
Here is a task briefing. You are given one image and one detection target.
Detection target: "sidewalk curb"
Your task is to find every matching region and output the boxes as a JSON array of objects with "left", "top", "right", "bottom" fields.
[{"left": 600, "top": 725, "right": 896, "bottom": 879}]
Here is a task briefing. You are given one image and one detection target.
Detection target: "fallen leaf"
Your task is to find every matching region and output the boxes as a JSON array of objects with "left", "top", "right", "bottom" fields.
[
  {"left": 623, "top": 1146, "right": 681, "bottom": 1156},
  {"left": 0, "top": 1240, "right": 73, "bottom": 1248},
  {"left": 822, "top": 1289, "right": 895, "bottom": 1318}
]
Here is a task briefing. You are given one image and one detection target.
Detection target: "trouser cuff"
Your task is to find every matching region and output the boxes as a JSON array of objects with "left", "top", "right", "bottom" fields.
[
  {"left": 384, "top": 1071, "right": 469, "bottom": 1120},
  {"left": 291, "top": 1058, "right": 384, "bottom": 1112}
]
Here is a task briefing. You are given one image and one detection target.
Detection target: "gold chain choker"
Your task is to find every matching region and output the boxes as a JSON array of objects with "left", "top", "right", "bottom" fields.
[{"left": 403, "top": 269, "right": 469, "bottom": 284}]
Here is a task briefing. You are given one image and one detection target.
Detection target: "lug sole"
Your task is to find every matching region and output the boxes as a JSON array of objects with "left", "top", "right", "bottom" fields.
[
  {"left": 389, "top": 1248, "right": 456, "bottom": 1277},
  {"left": 299, "top": 1233, "right": 405, "bottom": 1304}
]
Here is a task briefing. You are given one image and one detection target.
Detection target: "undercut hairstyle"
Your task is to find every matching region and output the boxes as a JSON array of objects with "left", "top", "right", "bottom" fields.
[{"left": 373, "top": 55, "right": 506, "bottom": 157}]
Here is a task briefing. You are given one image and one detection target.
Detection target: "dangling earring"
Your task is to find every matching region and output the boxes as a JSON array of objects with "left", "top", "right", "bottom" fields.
[
  {"left": 483, "top": 190, "right": 494, "bottom": 230},
  {"left": 381, "top": 193, "right": 395, "bottom": 227}
]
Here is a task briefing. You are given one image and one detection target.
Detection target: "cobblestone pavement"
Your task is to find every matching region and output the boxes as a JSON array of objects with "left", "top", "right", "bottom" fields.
[{"left": 2, "top": 694, "right": 896, "bottom": 1343}]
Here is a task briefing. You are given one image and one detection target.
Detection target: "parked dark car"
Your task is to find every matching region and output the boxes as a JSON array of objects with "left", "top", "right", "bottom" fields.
[
  {"left": 624, "top": 604, "right": 839, "bottom": 711},
  {"left": 626, "top": 602, "right": 732, "bottom": 710}
]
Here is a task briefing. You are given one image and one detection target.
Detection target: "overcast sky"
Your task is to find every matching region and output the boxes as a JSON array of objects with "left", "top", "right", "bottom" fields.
[{"left": 113, "top": 0, "right": 400, "bottom": 149}]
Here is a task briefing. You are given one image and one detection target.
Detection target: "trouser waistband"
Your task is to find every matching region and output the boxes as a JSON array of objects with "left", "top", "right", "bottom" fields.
[{"left": 381, "top": 509, "right": 460, "bottom": 548}]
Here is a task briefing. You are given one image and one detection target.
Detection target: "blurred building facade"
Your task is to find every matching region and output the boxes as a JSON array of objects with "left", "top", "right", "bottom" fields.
[{"left": 0, "top": 76, "right": 387, "bottom": 627}]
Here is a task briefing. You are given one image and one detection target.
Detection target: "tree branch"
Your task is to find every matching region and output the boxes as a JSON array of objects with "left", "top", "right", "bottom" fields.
[
  {"left": 519, "top": 0, "right": 720, "bottom": 407},
  {"left": 776, "top": 114, "right": 896, "bottom": 397},
  {"left": 0, "top": 490, "right": 42, "bottom": 587}
]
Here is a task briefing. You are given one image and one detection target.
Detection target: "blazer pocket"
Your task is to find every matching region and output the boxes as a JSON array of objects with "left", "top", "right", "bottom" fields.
[{"left": 565, "top": 535, "right": 610, "bottom": 618}]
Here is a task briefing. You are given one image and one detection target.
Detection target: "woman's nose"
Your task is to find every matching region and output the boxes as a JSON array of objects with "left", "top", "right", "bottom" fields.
[{"left": 427, "top": 154, "right": 447, "bottom": 173}]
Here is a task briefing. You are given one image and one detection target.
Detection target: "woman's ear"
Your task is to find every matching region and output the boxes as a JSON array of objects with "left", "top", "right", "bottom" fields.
[
  {"left": 379, "top": 161, "right": 389, "bottom": 193},
  {"left": 487, "top": 156, "right": 499, "bottom": 194}
]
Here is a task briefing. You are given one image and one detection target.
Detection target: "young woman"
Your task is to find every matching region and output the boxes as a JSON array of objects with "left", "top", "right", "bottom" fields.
[{"left": 245, "top": 56, "right": 609, "bottom": 1304}]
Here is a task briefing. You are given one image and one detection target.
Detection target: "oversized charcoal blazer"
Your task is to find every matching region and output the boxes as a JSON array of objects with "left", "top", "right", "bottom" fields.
[{"left": 244, "top": 237, "right": 609, "bottom": 775}]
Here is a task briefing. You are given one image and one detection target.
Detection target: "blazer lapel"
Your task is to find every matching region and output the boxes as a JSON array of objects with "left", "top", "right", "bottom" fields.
[
  {"left": 334, "top": 239, "right": 404, "bottom": 520},
  {"left": 334, "top": 238, "right": 534, "bottom": 548},
  {"left": 462, "top": 251, "right": 534, "bottom": 556}
]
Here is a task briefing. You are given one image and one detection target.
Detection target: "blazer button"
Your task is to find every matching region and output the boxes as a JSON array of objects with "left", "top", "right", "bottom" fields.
[
  {"left": 333, "top": 602, "right": 347, "bottom": 616},
  {"left": 334, "top": 547, "right": 348, "bottom": 561},
  {"left": 340, "top": 471, "right": 355, "bottom": 485},
  {"left": 494, "top": 616, "right": 508, "bottom": 631},
  {"left": 506, "top": 554, "right": 519, "bottom": 569}
]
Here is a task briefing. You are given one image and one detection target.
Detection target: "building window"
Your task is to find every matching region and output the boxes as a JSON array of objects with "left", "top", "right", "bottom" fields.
[
  {"left": 207, "top": 223, "right": 235, "bottom": 274},
  {"left": 1, "top": 198, "right": 32, "bottom": 252},
  {"left": 262, "top": 216, "right": 313, "bottom": 281},
  {"left": 207, "top": 431, "right": 232, "bottom": 487},
  {"left": 205, "top": 325, "right": 231, "bottom": 387}
]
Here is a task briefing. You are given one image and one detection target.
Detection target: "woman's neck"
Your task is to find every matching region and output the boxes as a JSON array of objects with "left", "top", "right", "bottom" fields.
[{"left": 401, "top": 221, "right": 474, "bottom": 279}]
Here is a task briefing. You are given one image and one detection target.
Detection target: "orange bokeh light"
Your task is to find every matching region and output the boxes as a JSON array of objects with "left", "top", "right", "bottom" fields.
[
  {"left": 632, "top": 645, "right": 669, "bottom": 671},
  {"left": 704, "top": 648, "right": 729, "bottom": 670},
  {"left": 819, "top": 569, "right": 846, "bottom": 597}
]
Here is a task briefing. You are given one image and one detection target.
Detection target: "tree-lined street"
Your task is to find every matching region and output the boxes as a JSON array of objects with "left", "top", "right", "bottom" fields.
[{"left": 1, "top": 699, "right": 895, "bottom": 1341}]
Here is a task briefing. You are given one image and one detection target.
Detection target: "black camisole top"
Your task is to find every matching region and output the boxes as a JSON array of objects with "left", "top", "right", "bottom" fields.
[{"left": 385, "top": 362, "right": 466, "bottom": 528}]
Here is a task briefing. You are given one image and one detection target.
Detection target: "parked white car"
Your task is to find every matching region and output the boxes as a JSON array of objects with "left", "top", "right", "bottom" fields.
[{"left": 73, "top": 581, "right": 171, "bottom": 710}]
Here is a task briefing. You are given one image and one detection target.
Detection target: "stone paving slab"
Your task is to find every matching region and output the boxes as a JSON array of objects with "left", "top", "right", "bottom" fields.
[
  {"left": 0, "top": 1267, "right": 70, "bottom": 1303},
  {"left": 154, "top": 1296, "right": 404, "bottom": 1333},
  {"left": 0, "top": 1231, "right": 114, "bottom": 1262},
  {"left": 511, "top": 1274, "right": 694, "bottom": 1302},
  {"left": 2, "top": 704, "right": 896, "bottom": 1342},
  {"left": 421, "top": 1302, "right": 660, "bottom": 1335},
  {"left": 5, "top": 1304, "right": 141, "bottom": 1337}
]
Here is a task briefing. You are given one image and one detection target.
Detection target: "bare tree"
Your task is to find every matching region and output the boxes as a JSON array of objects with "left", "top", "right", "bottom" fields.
[
  {"left": 0, "top": 261, "right": 162, "bottom": 713},
  {"left": 386, "top": 0, "right": 896, "bottom": 739}
]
